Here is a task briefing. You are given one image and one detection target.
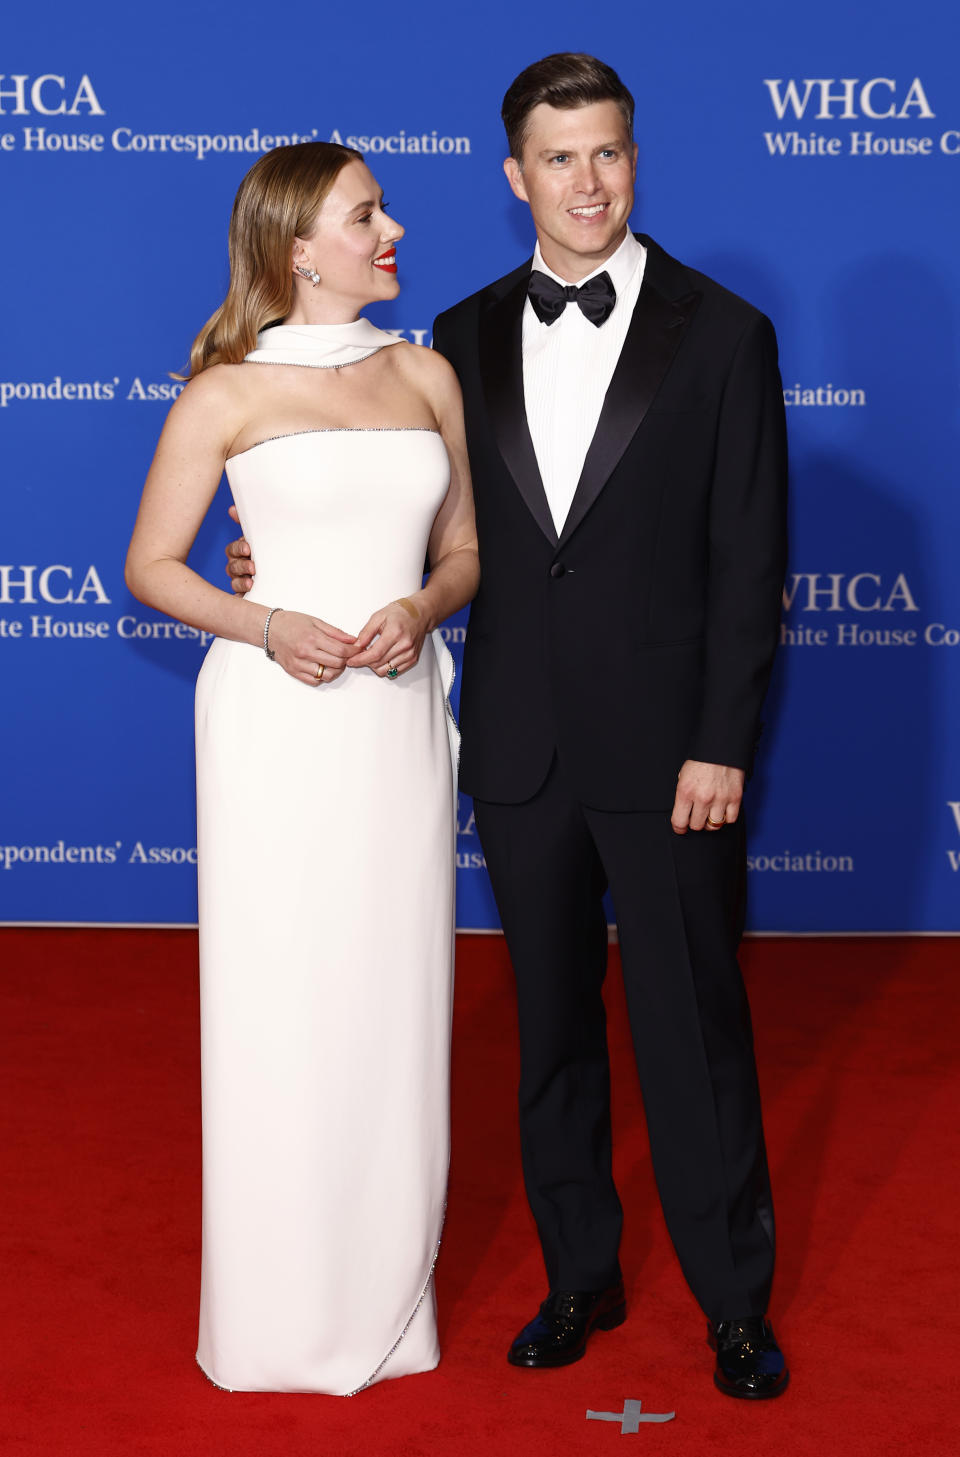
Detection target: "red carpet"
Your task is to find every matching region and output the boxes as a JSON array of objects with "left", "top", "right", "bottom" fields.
[{"left": 2, "top": 931, "right": 957, "bottom": 1455}]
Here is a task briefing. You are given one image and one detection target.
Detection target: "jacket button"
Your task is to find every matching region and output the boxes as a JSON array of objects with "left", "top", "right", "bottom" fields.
[{"left": 549, "top": 562, "right": 566, "bottom": 579}]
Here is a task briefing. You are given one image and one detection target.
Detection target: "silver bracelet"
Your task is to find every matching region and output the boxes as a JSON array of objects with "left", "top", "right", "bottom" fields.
[{"left": 263, "top": 607, "right": 282, "bottom": 661}]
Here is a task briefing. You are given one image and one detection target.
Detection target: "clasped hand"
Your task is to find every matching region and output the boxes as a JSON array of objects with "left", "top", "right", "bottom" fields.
[
  {"left": 226, "top": 512, "right": 428, "bottom": 684},
  {"left": 267, "top": 598, "right": 427, "bottom": 685}
]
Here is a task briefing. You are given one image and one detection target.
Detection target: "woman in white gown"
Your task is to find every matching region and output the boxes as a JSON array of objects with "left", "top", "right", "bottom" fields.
[{"left": 126, "top": 143, "right": 479, "bottom": 1395}]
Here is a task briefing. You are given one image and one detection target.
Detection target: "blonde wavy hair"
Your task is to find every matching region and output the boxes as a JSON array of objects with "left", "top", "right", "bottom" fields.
[{"left": 186, "top": 141, "right": 362, "bottom": 378}]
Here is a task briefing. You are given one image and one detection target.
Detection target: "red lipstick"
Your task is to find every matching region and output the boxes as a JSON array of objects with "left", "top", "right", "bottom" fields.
[{"left": 373, "top": 247, "right": 397, "bottom": 274}]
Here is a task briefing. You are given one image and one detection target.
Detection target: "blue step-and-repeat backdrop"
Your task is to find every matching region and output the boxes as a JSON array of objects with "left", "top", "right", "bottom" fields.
[{"left": 2, "top": 1, "right": 958, "bottom": 930}]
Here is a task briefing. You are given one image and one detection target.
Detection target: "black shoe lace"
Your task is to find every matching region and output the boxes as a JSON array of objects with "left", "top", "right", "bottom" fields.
[{"left": 716, "top": 1317, "right": 771, "bottom": 1349}]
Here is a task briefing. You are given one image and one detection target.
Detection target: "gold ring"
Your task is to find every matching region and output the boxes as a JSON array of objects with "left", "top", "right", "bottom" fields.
[
  {"left": 316, "top": 663, "right": 325, "bottom": 681},
  {"left": 706, "top": 815, "right": 725, "bottom": 828}
]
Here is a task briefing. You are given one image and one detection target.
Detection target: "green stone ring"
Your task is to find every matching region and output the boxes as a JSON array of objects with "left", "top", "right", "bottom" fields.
[{"left": 386, "top": 665, "right": 399, "bottom": 680}]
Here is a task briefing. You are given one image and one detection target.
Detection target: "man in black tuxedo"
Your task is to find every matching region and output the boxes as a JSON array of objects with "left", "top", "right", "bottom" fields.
[
  {"left": 431, "top": 54, "right": 789, "bottom": 1399},
  {"left": 227, "top": 52, "right": 789, "bottom": 1399}
]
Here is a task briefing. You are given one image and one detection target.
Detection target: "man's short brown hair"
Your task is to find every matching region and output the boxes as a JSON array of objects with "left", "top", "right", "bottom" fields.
[{"left": 501, "top": 53, "right": 635, "bottom": 163}]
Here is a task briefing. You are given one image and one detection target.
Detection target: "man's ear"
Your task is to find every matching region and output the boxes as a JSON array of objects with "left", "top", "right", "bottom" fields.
[{"left": 503, "top": 156, "right": 529, "bottom": 204}]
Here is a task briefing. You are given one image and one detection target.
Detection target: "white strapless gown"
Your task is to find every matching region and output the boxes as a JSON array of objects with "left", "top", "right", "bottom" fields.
[{"left": 194, "top": 420, "right": 457, "bottom": 1395}]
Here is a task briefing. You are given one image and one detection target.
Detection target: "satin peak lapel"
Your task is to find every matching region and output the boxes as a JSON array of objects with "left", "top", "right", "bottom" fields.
[
  {"left": 479, "top": 271, "right": 558, "bottom": 546},
  {"left": 558, "top": 286, "right": 702, "bottom": 547}
]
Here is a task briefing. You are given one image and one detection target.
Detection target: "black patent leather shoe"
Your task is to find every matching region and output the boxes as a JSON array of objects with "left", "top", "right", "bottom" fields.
[
  {"left": 710, "top": 1316, "right": 789, "bottom": 1399},
  {"left": 507, "top": 1282, "right": 626, "bottom": 1368}
]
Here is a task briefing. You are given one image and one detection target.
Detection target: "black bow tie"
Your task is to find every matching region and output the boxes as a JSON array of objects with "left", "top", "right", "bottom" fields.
[{"left": 527, "top": 269, "right": 617, "bottom": 327}]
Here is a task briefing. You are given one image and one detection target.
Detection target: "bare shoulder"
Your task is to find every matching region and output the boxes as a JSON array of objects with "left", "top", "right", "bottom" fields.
[
  {"left": 390, "top": 339, "right": 461, "bottom": 405},
  {"left": 163, "top": 362, "right": 249, "bottom": 444},
  {"left": 175, "top": 361, "right": 250, "bottom": 412}
]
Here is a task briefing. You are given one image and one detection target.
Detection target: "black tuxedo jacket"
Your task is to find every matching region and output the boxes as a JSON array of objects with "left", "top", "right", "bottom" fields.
[{"left": 432, "top": 235, "right": 788, "bottom": 811}]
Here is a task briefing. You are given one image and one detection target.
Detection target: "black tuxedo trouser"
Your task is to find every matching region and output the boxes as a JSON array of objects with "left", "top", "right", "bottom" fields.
[{"left": 472, "top": 755, "right": 776, "bottom": 1324}]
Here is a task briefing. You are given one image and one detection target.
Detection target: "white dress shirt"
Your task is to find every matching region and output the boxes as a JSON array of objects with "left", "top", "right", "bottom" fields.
[{"left": 523, "top": 230, "right": 647, "bottom": 534}]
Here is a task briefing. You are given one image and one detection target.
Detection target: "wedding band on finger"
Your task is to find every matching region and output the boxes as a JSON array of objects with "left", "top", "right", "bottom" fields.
[
  {"left": 706, "top": 815, "right": 726, "bottom": 828},
  {"left": 315, "top": 663, "right": 325, "bottom": 681}
]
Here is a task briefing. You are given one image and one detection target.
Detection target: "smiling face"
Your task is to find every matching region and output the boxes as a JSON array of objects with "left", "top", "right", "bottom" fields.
[
  {"left": 289, "top": 159, "right": 404, "bottom": 321},
  {"left": 503, "top": 100, "right": 638, "bottom": 282}
]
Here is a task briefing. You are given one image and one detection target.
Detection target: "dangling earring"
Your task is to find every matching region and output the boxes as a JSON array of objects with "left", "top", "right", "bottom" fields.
[{"left": 294, "top": 264, "right": 321, "bottom": 287}]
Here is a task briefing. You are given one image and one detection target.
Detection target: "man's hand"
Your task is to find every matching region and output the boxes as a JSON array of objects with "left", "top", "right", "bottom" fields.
[
  {"left": 225, "top": 504, "right": 256, "bottom": 595},
  {"left": 671, "top": 761, "right": 745, "bottom": 835}
]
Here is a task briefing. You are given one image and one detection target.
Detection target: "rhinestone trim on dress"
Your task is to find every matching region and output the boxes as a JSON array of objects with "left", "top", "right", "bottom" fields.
[
  {"left": 228, "top": 427, "right": 440, "bottom": 461},
  {"left": 343, "top": 1206, "right": 447, "bottom": 1398},
  {"left": 194, "top": 1206, "right": 448, "bottom": 1396},
  {"left": 441, "top": 645, "right": 461, "bottom": 773},
  {"left": 195, "top": 1355, "right": 234, "bottom": 1392},
  {"left": 245, "top": 347, "right": 386, "bottom": 370}
]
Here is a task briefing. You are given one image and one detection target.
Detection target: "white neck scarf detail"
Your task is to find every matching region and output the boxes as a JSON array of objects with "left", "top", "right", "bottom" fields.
[{"left": 245, "top": 318, "right": 401, "bottom": 369}]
